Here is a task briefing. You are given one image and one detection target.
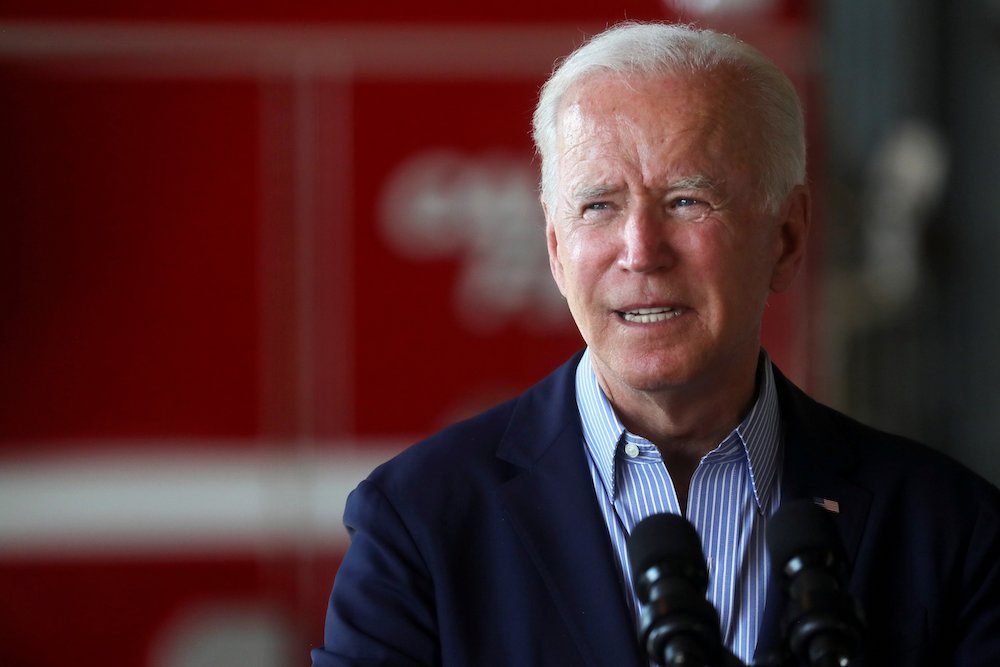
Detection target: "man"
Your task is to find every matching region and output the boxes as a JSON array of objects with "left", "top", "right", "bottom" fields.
[{"left": 312, "top": 22, "right": 1000, "bottom": 666}]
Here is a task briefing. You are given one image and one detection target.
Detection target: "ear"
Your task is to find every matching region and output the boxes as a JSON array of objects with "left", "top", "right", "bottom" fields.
[
  {"left": 542, "top": 199, "right": 568, "bottom": 297},
  {"left": 769, "top": 185, "right": 810, "bottom": 293}
]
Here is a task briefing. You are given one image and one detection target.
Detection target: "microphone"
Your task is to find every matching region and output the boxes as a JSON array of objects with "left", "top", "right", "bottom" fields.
[
  {"left": 628, "top": 513, "right": 739, "bottom": 667},
  {"left": 766, "top": 500, "right": 864, "bottom": 667}
]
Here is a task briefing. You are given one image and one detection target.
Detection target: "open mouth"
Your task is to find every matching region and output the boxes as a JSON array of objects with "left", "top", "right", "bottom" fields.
[{"left": 619, "top": 307, "right": 683, "bottom": 324}]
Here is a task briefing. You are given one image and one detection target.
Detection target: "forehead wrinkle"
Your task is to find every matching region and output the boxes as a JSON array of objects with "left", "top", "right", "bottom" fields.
[
  {"left": 556, "top": 78, "right": 744, "bottom": 208},
  {"left": 559, "top": 96, "right": 640, "bottom": 155},
  {"left": 559, "top": 126, "right": 643, "bottom": 209}
]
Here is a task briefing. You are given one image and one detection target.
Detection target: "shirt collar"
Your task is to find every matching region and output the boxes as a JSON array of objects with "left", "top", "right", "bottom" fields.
[{"left": 575, "top": 347, "right": 782, "bottom": 513}]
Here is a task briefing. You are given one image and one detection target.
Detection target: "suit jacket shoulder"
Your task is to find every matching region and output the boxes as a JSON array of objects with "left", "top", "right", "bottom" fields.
[
  {"left": 360, "top": 348, "right": 581, "bottom": 522},
  {"left": 314, "top": 350, "right": 642, "bottom": 667}
]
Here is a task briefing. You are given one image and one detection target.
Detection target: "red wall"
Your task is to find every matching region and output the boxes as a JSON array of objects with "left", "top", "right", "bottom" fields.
[{"left": 0, "top": 3, "right": 817, "bottom": 665}]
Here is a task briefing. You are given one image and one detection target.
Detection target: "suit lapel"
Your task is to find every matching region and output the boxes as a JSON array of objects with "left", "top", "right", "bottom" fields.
[
  {"left": 755, "top": 369, "right": 873, "bottom": 661},
  {"left": 495, "top": 353, "right": 642, "bottom": 667}
]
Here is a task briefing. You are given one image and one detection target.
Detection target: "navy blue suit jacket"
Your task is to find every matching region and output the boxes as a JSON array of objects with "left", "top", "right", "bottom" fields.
[{"left": 313, "top": 351, "right": 1000, "bottom": 666}]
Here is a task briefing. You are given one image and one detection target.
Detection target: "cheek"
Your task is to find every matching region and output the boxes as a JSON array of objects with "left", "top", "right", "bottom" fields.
[
  {"left": 684, "top": 230, "right": 769, "bottom": 306},
  {"left": 722, "top": 250, "right": 778, "bottom": 321},
  {"left": 558, "top": 228, "right": 612, "bottom": 285}
]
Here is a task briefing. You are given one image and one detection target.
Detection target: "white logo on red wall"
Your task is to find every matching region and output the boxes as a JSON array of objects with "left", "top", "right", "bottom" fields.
[{"left": 380, "top": 151, "right": 568, "bottom": 333}]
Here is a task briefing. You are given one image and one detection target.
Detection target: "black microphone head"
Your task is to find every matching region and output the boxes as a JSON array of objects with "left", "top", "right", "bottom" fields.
[
  {"left": 628, "top": 514, "right": 726, "bottom": 666},
  {"left": 766, "top": 500, "right": 865, "bottom": 666},
  {"left": 766, "top": 499, "right": 841, "bottom": 575},
  {"left": 627, "top": 513, "right": 706, "bottom": 583}
]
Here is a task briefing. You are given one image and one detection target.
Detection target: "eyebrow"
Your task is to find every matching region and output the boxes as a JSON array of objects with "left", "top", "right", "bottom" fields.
[
  {"left": 569, "top": 175, "right": 721, "bottom": 202},
  {"left": 570, "top": 184, "right": 621, "bottom": 201},
  {"left": 667, "top": 174, "right": 720, "bottom": 192}
]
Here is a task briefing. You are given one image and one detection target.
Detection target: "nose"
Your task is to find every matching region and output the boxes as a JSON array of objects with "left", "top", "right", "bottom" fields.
[{"left": 618, "top": 204, "right": 674, "bottom": 273}]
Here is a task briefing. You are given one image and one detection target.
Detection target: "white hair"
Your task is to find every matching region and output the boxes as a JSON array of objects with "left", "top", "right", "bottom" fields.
[{"left": 531, "top": 22, "right": 806, "bottom": 214}]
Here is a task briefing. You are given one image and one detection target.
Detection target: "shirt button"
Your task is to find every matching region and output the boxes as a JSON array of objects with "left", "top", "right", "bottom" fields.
[{"left": 624, "top": 443, "right": 640, "bottom": 458}]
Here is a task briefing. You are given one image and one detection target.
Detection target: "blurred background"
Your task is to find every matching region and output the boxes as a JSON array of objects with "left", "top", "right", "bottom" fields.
[{"left": 1, "top": 0, "right": 998, "bottom": 665}]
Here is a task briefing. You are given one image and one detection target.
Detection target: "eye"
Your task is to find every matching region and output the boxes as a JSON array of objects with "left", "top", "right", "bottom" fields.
[
  {"left": 667, "top": 196, "right": 711, "bottom": 220},
  {"left": 579, "top": 200, "right": 617, "bottom": 222}
]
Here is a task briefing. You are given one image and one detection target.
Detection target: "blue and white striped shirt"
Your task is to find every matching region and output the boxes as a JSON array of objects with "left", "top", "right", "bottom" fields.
[{"left": 575, "top": 348, "right": 783, "bottom": 664}]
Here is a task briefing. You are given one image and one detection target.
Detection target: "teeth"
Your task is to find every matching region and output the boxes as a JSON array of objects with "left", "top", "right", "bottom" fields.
[{"left": 622, "top": 307, "right": 681, "bottom": 323}]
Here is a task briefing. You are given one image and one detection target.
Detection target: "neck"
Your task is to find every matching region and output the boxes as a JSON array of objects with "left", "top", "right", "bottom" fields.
[
  {"left": 602, "top": 354, "right": 761, "bottom": 512},
  {"left": 598, "top": 352, "right": 762, "bottom": 461}
]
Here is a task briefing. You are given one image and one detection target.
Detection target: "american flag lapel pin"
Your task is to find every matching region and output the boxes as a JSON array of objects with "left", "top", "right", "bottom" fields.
[{"left": 813, "top": 497, "right": 841, "bottom": 514}]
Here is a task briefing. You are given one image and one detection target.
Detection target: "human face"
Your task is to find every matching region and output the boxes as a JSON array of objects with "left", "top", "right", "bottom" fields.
[{"left": 544, "top": 71, "right": 807, "bottom": 404}]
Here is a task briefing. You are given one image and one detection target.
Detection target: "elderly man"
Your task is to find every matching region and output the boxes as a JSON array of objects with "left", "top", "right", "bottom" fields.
[{"left": 312, "top": 22, "right": 1000, "bottom": 667}]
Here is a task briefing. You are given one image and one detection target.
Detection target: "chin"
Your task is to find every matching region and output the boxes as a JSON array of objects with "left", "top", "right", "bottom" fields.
[{"left": 606, "top": 352, "right": 696, "bottom": 393}]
